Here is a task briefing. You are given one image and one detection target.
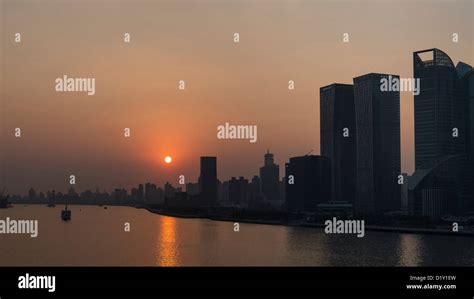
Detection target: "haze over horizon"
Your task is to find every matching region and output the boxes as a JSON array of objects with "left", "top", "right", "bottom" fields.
[{"left": 1, "top": 0, "right": 473, "bottom": 194}]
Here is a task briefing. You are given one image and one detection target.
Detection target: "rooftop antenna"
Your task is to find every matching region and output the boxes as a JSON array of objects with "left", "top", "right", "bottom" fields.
[{"left": 305, "top": 149, "right": 314, "bottom": 156}]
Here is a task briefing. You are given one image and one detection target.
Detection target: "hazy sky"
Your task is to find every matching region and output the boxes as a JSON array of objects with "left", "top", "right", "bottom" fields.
[{"left": 1, "top": 0, "right": 473, "bottom": 194}]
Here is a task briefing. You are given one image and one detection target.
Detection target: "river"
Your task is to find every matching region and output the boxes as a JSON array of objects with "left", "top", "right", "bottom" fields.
[{"left": 0, "top": 205, "right": 473, "bottom": 266}]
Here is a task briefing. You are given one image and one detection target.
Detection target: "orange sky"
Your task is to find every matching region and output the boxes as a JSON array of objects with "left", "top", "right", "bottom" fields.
[{"left": 1, "top": 0, "right": 473, "bottom": 193}]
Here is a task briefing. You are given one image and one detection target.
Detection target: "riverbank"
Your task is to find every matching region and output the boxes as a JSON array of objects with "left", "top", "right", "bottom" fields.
[
  {"left": 7, "top": 203, "right": 474, "bottom": 237},
  {"left": 144, "top": 207, "right": 474, "bottom": 237}
]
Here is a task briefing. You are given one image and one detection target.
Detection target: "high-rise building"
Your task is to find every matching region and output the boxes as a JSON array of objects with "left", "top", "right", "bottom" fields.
[
  {"left": 164, "top": 182, "right": 176, "bottom": 198},
  {"left": 285, "top": 155, "right": 331, "bottom": 213},
  {"left": 216, "top": 179, "right": 222, "bottom": 202},
  {"left": 144, "top": 183, "right": 163, "bottom": 203},
  {"left": 464, "top": 68, "right": 474, "bottom": 213},
  {"left": 248, "top": 175, "right": 262, "bottom": 207},
  {"left": 199, "top": 156, "right": 217, "bottom": 206},
  {"left": 421, "top": 189, "right": 448, "bottom": 218},
  {"left": 28, "top": 188, "right": 36, "bottom": 201},
  {"left": 320, "top": 83, "right": 356, "bottom": 203},
  {"left": 259, "top": 150, "right": 279, "bottom": 202},
  {"left": 461, "top": 65, "right": 474, "bottom": 158},
  {"left": 145, "top": 183, "right": 156, "bottom": 201},
  {"left": 131, "top": 187, "right": 139, "bottom": 200},
  {"left": 220, "top": 181, "right": 230, "bottom": 204},
  {"left": 410, "top": 49, "right": 474, "bottom": 215},
  {"left": 414, "top": 49, "right": 468, "bottom": 169},
  {"left": 138, "top": 184, "right": 144, "bottom": 201},
  {"left": 279, "top": 178, "right": 286, "bottom": 202},
  {"left": 400, "top": 173, "right": 410, "bottom": 213},
  {"left": 186, "top": 182, "right": 200, "bottom": 196},
  {"left": 112, "top": 188, "right": 127, "bottom": 202},
  {"left": 353, "top": 73, "right": 401, "bottom": 214},
  {"left": 229, "top": 176, "right": 249, "bottom": 206}
]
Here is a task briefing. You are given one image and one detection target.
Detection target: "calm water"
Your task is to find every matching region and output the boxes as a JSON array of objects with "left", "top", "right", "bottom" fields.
[{"left": 0, "top": 205, "right": 473, "bottom": 266}]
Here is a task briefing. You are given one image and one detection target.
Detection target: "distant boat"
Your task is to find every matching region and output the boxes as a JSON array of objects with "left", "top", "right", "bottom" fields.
[
  {"left": 47, "top": 203, "right": 56, "bottom": 207},
  {"left": 61, "top": 205, "right": 71, "bottom": 221}
]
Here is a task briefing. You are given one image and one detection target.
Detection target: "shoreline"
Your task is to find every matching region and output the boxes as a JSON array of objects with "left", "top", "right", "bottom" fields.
[
  {"left": 143, "top": 207, "right": 474, "bottom": 237},
  {"left": 6, "top": 203, "right": 474, "bottom": 237}
]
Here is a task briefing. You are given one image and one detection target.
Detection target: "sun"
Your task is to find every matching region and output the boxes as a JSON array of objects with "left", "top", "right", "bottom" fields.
[{"left": 164, "top": 156, "right": 172, "bottom": 164}]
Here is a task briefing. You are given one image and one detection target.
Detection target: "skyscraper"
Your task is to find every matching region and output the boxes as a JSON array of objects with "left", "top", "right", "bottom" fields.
[
  {"left": 199, "top": 156, "right": 217, "bottom": 206},
  {"left": 229, "top": 176, "right": 249, "bottom": 206},
  {"left": 164, "top": 182, "right": 176, "bottom": 198},
  {"left": 410, "top": 49, "right": 474, "bottom": 215},
  {"left": 285, "top": 155, "right": 331, "bottom": 213},
  {"left": 144, "top": 183, "right": 156, "bottom": 202},
  {"left": 414, "top": 48, "right": 467, "bottom": 169},
  {"left": 248, "top": 175, "right": 263, "bottom": 208},
  {"left": 186, "top": 182, "right": 200, "bottom": 196},
  {"left": 460, "top": 65, "right": 474, "bottom": 158},
  {"left": 353, "top": 73, "right": 401, "bottom": 215},
  {"left": 320, "top": 83, "right": 356, "bottom": 203},
  {"left": 259, "top": 150, "right": 279, "bottom": 202},
  {"left": 138, "top": 184, "right": 144, "bottom": 201}
]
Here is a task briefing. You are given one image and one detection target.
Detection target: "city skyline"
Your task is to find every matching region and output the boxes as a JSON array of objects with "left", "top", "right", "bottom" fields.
[
  {"left": 2, "top": 2, "right": 474, "bottom": 295},
  {"left": 9, "top": 151, "right": 282, "bottom": 198},
  {"left": 2, "top": 0, "right": 473, "bottom": 194},
  {"left": 3, "top": 47, "right": 474, "bottom": 198}
]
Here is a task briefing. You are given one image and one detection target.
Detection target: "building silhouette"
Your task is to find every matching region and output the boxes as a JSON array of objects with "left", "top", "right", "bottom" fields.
[
  {"left": 164, "top": 182, "right": 176, "bottom": 198},
  {"left": 353, "top": 73, "right": 401, "bottom": 215},
  {"left": 410, "top": 49, "right": 474, "bottom": 216},
  {"left": 28, "top": 188, "right": 36, "bottom": 201},
  {"left": 248, "top": 175, "right": 263, "bottom": 207},
  {"left": 279, "top": 178, "right": 285, "bottom": 202},
  {"left": 320, "top": 83, "right": 356, "bottom": 203},
  {"left": 112, "top": 188, "right": 127, "bottom": 202},
  {"left": 131, "top": 187, "right": 139, "bottom": 200},
  {"left": 408, "top": 154, "right": 470, "bottom": 216},
  {"left": 145, "top": 183, "right": 155, "bottom": 202},
  {"left": 138, "top": 184, "right": 144, "bottom": 201},
  {"left": 199, "top": 156, "right": 217, "bottom": 206},
  {"left": 414, "top": 49, "right": 467, "bottom": 169},
  {"left": 285, "top": 155, "right": 331, "bottom": 213},
  {"left": 186, "top": 182, "right": 199, "bottom": 196},
  {"left": 259, "top": 150, "right": 280, "bottom": 202},
  {"left": 229, "top": 176, "right": 249, "bottom": 206},
  {"left": 400, "top": 173, "right": 410, "bottom": 213},
  {"left": 465, "top": 67, "right": 474, "bottom": 159}
]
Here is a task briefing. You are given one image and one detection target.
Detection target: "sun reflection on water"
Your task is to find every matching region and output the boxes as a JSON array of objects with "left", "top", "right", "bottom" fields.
[
  {"left": 155, "top": 216, "right": 179, "bottom": 266},
  {"left": 398, "top": 234, "right": 422, "bottom": 266}
]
